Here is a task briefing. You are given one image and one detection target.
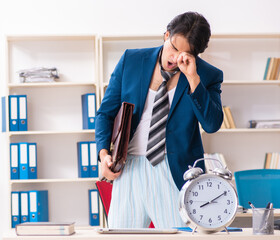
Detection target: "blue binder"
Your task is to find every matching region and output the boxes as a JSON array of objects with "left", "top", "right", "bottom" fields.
[
  {"left": 89, "top": 189, "right": 99, "bottom": 226},
  {"left": 18, "top": 95, "right": 28, "bottom": 131},
  {"left": 19, "top": 143, "right": 29, "bottom": 179},
  {"left": 29, "top": 190, "right": 49, "bottom": 222},
  {"left": 8, "top": 95, "right": 18, "bottom": 131},
  {"left": 2, "top": 96, "right": 6, "bottom": 132},
  {"left": 82, "top": 93, "right": 96, "bottom": 129},
  {"left": 10, "top": 143, "right": 19, "bottom": 179},
  {"left": 89, "top": 141, "right": 98, "bottom": 178},
  {"left": 28, "top": 143, "right": 37, "bottom": 179},
  {"left": 11, "top": 192, "right": 21, "bottom": 228},
  {"left": 20, "top": 191, "right": 29, "bottom": 223},
  {"left": 77, "top": 142, "right": 90, "bottom": 178}
]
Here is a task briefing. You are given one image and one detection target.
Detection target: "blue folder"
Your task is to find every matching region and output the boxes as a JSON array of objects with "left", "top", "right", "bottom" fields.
[
  {"left": 89, "top": 141, "right": 98, "bottom": 178},
  {"left": 19, "top": 143, "right": 29, "bottom": 179},
  {"left": 82, "top": 93, "right": 96, "bottom": 129},
  {"left": 18, "top": 95, "right": 28, "bottom": 131},
  {"left": 2, "top": 96, "right": 6, "bottom": 132},
  {"left": 8, "top": 95, "right": 19, "bottom": 131},
  {"left": 28, "top": 143, "right": 37, "bottom": 179},
  {"left": 89, "top": 189, "right": 99, "bottom": 226},
  {"left": 20, "top": 191, "right": 29, "bottom": 223},
  {"left": 77, "top": 142, "right": 90, "bottom": 178},
  {"left": 29, "top": 190, "right": 49, "bottom": 222},
  {"left": 11, "top": 192, "right": 21, "bottom": 228},
  {"left": 10, "top": 143, "right": 19, "bottom": 179}
]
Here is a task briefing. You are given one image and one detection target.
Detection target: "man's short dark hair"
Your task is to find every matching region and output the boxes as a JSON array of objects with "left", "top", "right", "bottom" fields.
[{"left": 167, "top": 12, "right": 211, "bottom": 57}]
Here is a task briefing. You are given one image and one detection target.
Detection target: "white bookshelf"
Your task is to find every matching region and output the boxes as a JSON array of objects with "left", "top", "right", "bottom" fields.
[
  {"left": 201, "top": 34, "right": 280, "bottom": 173},
  {"left": 4, "top": 35, "right": 102, "bottom": 228}
]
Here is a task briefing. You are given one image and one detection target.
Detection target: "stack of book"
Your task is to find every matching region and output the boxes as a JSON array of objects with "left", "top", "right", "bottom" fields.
[
  {"left": 264, "top": 152, "right": 280, "bottom": 169},
  {"left": 18, "top": 67, "right": 59, "bottom": 83},
  {"left": 220, "top": 106, "right": 236, "bottom": 129},
  {"left": 204, "top": 153, "right": 227, "bottom": 173},
  {"left": 263, "top": 57, "right": 280, "bottom": 80},
  {"left": 16, "top": 222, "right": 75, "bottom": 236}
]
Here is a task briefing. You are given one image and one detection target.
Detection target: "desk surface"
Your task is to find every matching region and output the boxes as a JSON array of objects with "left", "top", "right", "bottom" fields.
[{"left": 2, "top": 229, "right": 280, "bottom": 240}]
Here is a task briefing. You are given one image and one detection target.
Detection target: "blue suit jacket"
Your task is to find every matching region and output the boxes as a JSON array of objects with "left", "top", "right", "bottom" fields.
[{"left": 96, "top": 46, "right": 223, "bottom": 190}]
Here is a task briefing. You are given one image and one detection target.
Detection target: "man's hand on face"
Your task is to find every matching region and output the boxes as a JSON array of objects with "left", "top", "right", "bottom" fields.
[{"left": 177, "top": 52, "right": 200, "bottom": 93}]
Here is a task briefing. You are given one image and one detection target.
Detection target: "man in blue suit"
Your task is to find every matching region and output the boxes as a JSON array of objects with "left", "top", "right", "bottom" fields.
[{"left": 96, "top": 12, "right": 223, "bottom": 228}]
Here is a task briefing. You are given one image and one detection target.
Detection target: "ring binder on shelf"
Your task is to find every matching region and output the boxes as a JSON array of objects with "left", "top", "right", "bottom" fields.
[
  {"left": 11, "top": 192, "right": 21, "bottom": 228},
  {"left": 29, "top": 190, "right": 49, "bottom": 222},
  {"left": 19, "top": 143, "right": 29, "bottom": 180},
  {"left": 82, "top": 93, "right": 96, "bottom": 129},
  {"left": 9, "top": 95, "right": 18, "bottom": 131},
  {"left": 89, "top": 189, "right": 99, "bottom": 226},
  {"left": 77, "top": 142, "right": 90, "bottom": 178},
  {"left": 89, "top": 141, "right": 98, "bottom": 178},
  {"left": 10, "top": 143, "right": 19, "bottom": 179},
  {"left": 20, "top": 192, "right": 29, "bottom": 223},
  {"left": 18, "top": 95, "right": 27, "bottom": 131},
  {"left": 28, "top": 143, "right": 37, "bottom": 179}
]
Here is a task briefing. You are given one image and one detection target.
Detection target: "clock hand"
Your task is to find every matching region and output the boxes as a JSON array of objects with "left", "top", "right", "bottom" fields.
[{"left": 200, "top": 191, "right": 227, "bottom": 208}]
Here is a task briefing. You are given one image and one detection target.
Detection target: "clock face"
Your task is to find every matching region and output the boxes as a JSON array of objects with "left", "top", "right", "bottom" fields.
[{"left": 182, "top": 174, "right": 238, "bottom": 230}]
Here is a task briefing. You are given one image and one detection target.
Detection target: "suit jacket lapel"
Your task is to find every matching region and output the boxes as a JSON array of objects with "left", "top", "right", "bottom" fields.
[
  {"left": 138, "top": 46, "right": 162, "bottom": 120},
  {"left": 168, "top": 73, "right": 189, "bottom": 120}
]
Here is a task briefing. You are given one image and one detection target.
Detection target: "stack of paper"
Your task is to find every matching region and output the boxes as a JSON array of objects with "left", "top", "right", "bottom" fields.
[{"left": 18, "top": 67, "right": 59, "bottom": 83}]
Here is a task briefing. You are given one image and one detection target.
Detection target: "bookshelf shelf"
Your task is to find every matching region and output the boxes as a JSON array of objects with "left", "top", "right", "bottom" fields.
[
  {"left": 10, "top": 178, "right": 99, "bottom": 184},
  {"left": 8, "top": 82, "right": 96, "bottom": 88},
  {"left": 8, "top": 130, "right": 95, "bottom": 136},
  {"left": 223, "top": 80, "right": 280, "bottom": 86},
  {"left": 202, "top": 128, "right": 280, "bottom": 134}
]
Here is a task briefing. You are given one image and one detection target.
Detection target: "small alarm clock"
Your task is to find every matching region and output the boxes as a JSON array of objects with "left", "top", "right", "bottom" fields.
[{"left": 179, "top": 158, "right": 238, "bottom": 234}]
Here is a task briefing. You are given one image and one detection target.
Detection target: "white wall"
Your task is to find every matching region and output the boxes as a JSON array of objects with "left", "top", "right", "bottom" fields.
[{"left": 0, "top": 0, "right": 279, "bottom": 236}]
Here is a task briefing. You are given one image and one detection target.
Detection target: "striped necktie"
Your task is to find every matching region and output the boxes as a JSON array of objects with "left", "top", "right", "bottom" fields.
[{"left": 146, "top": 52, "right": 178, "bottom": 166}]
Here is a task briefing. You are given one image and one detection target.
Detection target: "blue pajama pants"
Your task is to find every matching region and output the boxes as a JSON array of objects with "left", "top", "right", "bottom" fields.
[{"left": 108, "top": 154, "right": 186, "bottom": 228}]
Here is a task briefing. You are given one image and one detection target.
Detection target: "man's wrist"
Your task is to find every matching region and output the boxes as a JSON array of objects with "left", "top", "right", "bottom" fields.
[
  {"left": 188, "top": 74, "right": 200, "bottom": 93},
  {"left": 99, "top": 149, "right": 109, "bottom": 160}
]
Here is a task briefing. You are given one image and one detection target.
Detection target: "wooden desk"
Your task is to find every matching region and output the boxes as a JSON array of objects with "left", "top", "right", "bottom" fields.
[{"left": 2, "top": 229, "right": 280, "bottom": 240}]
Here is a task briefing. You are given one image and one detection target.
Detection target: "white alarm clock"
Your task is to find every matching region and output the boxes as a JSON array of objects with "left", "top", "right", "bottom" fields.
[{"left": 179, "top": 158, "right": 238, "bottom": 234}]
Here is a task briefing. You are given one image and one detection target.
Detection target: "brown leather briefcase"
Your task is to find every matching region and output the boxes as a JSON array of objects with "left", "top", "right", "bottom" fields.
[{"left": 110, "top": 102, "right": 134, "bottom": 173}]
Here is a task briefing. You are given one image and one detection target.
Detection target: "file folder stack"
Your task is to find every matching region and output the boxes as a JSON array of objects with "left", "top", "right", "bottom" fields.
[
  {"left": 18, "top": 67, "right": 59, "bottom": 83},
  {"left": 88, "top": 189, "right": 99, "bottom": 226},
  {"left": 10, "top": 142, "right": 37, "bottom": 180},
  {"left": 77, "top": 141, "right": 98, "bottom": 178},
  {"left": 8, "top": 95, "right": 28, "bottom": 131},
  {"left": 82, "top": 93, "right": 96, "bottom": 129},
  {"left": 11, "top": 190, "right": 49, "bottom": 228}
]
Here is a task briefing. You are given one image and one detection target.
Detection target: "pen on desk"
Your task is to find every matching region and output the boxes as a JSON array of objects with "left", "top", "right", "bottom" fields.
[{"left": 248, "top": 201, "right": 255, "bottom": 209}]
